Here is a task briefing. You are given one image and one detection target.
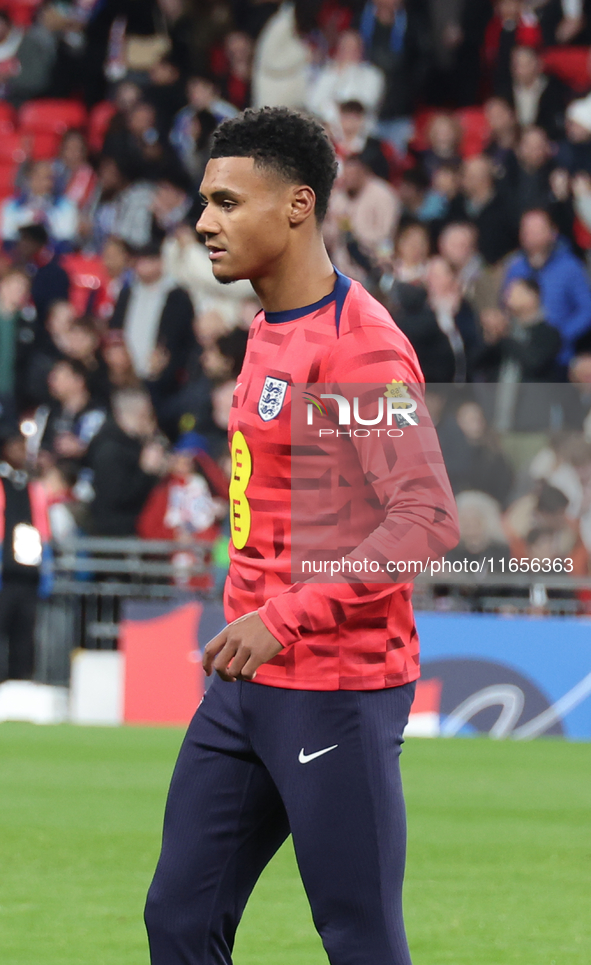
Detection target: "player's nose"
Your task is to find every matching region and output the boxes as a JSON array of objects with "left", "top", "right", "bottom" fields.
[{"left": 196, "top": 205, "right": 221, "bottom": 238}]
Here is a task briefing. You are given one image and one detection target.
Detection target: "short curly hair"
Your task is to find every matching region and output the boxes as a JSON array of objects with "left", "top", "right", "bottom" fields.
[{"left": 210, "top": 107, "right": 338, "bottom": 223}]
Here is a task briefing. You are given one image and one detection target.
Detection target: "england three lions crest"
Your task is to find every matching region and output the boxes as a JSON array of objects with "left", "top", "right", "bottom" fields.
[{"left": 258, "top": 376, "right": 288, "bottom": 421}]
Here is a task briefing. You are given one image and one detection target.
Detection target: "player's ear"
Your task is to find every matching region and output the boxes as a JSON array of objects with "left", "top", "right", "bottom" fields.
[{"left": 288, "top": 185, "right": 316, "bottom": 226}]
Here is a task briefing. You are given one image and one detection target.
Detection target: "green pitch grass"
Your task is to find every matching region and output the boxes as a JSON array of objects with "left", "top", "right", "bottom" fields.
[{"left": 0, "top": 724, "right": 589, "bottom": 965}]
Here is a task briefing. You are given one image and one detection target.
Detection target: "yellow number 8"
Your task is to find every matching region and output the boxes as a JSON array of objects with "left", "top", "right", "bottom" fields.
[{"left": 229, "top": 430, "right": 252, "bottom": 549}]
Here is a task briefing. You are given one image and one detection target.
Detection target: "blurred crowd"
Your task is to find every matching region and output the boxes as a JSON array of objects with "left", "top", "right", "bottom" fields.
[{"left": 3, "top": 0, "right": 591, "bottom": 655}]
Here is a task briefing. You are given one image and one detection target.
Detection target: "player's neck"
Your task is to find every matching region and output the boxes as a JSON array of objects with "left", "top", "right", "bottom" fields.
[{"left": 251, "top": 240, "right": 335, "bottom": 314}]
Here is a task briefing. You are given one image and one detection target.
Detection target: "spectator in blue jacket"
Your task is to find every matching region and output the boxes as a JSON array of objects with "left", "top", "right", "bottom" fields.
[{"left": 503, "top": 208, "right": 591, "bottom": 369}]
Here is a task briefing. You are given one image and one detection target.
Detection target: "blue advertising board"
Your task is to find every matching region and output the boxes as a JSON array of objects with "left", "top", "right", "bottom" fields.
[{"left": 414, "top": 613, "right": 591, "bottom": 741}]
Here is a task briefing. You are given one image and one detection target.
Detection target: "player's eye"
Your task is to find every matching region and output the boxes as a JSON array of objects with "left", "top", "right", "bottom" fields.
[{"left": 221, "top": 200, "right": 236, "bottom": 211}]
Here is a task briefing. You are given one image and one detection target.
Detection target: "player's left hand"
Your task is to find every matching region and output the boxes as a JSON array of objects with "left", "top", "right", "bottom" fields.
[{"left": 203, "top": 612, "right": 283, "bottom": 682}]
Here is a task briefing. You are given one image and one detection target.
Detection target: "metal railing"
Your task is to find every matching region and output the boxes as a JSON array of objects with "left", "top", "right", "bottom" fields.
[
  {"left": 34, "top": 537, "right": 217, "bottom": 683},
  {"left": 52, "top": 536, "right": 215, "bottom": 595}
]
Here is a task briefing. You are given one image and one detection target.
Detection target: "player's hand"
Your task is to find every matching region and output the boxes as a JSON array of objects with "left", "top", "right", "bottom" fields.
[{"left": 203, "top": 612, "right": 283, "bottom": 682}]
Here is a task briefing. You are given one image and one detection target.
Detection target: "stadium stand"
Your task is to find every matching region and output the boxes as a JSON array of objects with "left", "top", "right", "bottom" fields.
[{"left": 3, "top": 0, "right": 591, "bottom": 688}]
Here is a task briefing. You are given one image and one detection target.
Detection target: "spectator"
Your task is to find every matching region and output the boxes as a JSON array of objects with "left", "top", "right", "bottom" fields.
[
  {"left": 457, "top": 154, "right": 518, "bottom": 265},
  {"left": 0, "top": 269, "right": 33, "bottom": 404},
  {"left": 136, "top": 432, "right": 228, "bottom": 589},
  {"left": 397, "top": 167, "right": 447, "bottom": 225},
  {"left": 446, "top": 490, "right": 511, "bottom": 570},
  {"left": 504, "top": 208, "right": 591, "bottom": 366},
  {"left": 171, "top": 106, "right": 217, "bottom": 182},
  {"left": 101, "top": 81, "right": 143, "bottom": 146},
  {"left": 53, "top": 130, "right": 97, "bottom": 211},
  {"left": 0, "top": 11, "right": 24, "bottom": 84},
  {"left": 3, "top": 5, "right": 59, "bottom": 106},
  {"left": 324, "top": 149, "right": 400, "bottom": 281},
  {"left": 476, "top": 277, "right": 561, "bottom": 386},
  {"left": 98, "top": 236, "right": 133, "bottom": 321},
  {"left": 438, "top": 221, "right": 502, "bottom": 313},
  {"left": 533, "top": 0, "right": 585, "bottom": 46},
  {"left": 103, "top": 100, "right": 175, "bottom": 181},
  {"left": 86, "top": 388, "right": 168, "bottom": 536},
  {"left": 201, "top": 327, "right": 249, "bottom": 385},
  {"left": 359, "top": 0, "right": 432, "bottom": 153},
  {"left": 251, "top": 2, "right": 310, "bottom": 109},
  {"left": 11, "top": 224, "right": 70, "bottom": 328},
  {"left": 109, "top": 239, "right": 195, "bottom": 399},
  {"left": 41, "top": 358, "right": 106, "bottom": 462},
  {"left": 87, "top": 155, "right": 156, "bottom": 251},
  {"left": 1, "top": 160, "right": 78, "bottom": 249},
  {"left": 24, "top": 298, "right": 76, "bottom": 405},
  {"left": 39, "top": 459, "right": 79, "bottom": 546},
  {"left": 484, "top": 97, "right": 519, "bottom": 175},
  {"left": 100, "top": 330, "right": 140, "bottom": 393},
  {"left": 0, "top": 427, "right": 52, "bottom": 682},
  {"left": 438, "top": 399, "right": 514, "bottom": 505},
  {"left": 329, "top": 101, "right": 393, "bottom": 176},
  {"left": 501, "top": 126, "right": 572, "bottom": 228},
  {"left": 144, "top": 55, "right": 187, "bottom": 139},
  {"left": 418, "top": 113, "right": 462, "bottom": 180},
  {"left": 556, "top": 94, "right": 591, "bottom": 175},
  {"left": 151, "top": 171, "right": 199, "bottom": 241},
  {"left": 452, "top": 0, "right": 494, "bottom": 108},
  {"left": 497, "top": 45, "right": 569, "bottom": 141},
  {"left": 155, "top": 320, "right": 250, "bottom": 445},
  {"left": 385, "top": 279, "right": 456, "bottom": 382},
  {"left": 483, "top": 1, "right": 542, "bottom": 95},
  {"left": 214, "top": 31, "right": 254, "bottom": 111},
  {"left": 431, "top": 162, "right": 465, "bottom": 224},
  {"left": 505, "top": 479, "right": 588, "bottom": 574},
  {"left": 390, "top": 220, "right": 430, "bottom": 283},
  {"left": 307, "top": 30, "right": 384, "bottom": 128},
  {"left": 162, "top": 224, "right": 254, "bottom": 323},
  {"left": 425, "top": 256, "right": 482, "bottom": 382},
  {"left": 62, "top": 316, "right": 111, "bottom": 407},
  {"left": 170, "top": 74, "right": 236, "bottom": 169}
]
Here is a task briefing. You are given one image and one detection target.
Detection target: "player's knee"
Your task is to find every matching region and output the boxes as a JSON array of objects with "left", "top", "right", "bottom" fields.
[
  {"left": 144, "top": 882, "right": 169, "bottom": 939},
  {"left": 144, "top": 880, "right": 208, "bottom": 948}
]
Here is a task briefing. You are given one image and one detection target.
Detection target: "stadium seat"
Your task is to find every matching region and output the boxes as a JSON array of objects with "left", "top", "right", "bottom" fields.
[
  {"left": 18, "top": 99, "right": 88, "bottom": 137},
  {"left": 0, "top": 101, "right": 16, "bottom": 131},
  {"left": 88, "top": 101, "right": 117, "bottom": 153},
  {"left": 62, "top": 251, "right": 110, "bottom": 317},
  {"left": 28, "top": 131, "right": 61, "bottom": 160},
  {"left": 0, "top": 131, "right": 27, "bottom": 164},
  {"left": 0, "top": 163, "right": 18, "bottom": 200},
  {"left": 542, "top": 46, "right": 591, "bottom": 93},
  {"left": 0, "top": 0, "right": 43, "bottom": 27},
  {"left": 457, "top": 107, "right": 490, "bottom": 158},
  {"left": 409, "top": 108, "right": 438, "bottom": 152}
]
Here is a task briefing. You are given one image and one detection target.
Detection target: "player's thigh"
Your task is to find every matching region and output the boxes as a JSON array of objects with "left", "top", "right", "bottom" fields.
[
  {"left": 268, "top": 684, "right": 415, "bottom": 954},
  {"left": 151, "top": 678, "right": 289, "bottom": 902}
]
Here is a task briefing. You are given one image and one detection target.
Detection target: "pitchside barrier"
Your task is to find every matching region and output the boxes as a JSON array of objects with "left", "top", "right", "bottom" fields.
[{"left": 1, "top": 536, "right": 589, "bottom": 736}]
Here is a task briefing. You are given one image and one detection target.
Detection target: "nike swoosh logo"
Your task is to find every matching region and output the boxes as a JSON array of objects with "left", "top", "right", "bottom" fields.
[{"left": 298, "top": 744, "right": 338, "bottom": 764}]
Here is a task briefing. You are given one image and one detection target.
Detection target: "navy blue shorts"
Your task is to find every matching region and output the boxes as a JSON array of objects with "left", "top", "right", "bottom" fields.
[{"left": 145, "top": 676, "right": 416, "bottom": 965}]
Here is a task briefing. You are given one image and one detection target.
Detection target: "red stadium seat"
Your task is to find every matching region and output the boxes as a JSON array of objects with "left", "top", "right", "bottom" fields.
[
  {"left": 0, "top": 101, "right": 16, "bottom": 131},
  {"left": 457, "top": 108, "right": 490, "bottom": 158},
  {"left": 0, "top": 0, "right": 43, "bottom": 27},
  {"left": 28, "top": 132, "right": 61, "bottom": 160},
  {"left": 542, "top": 46, "right": 591, "bottom": 93},
  {"left": 409, "top": 109, "right": 438, "bottom": 152},
  {"left": 0, "top": 163, "right": 18, "bottom": 199},
  {"left": 18, "top": 99, "right": 88, "bottom": 136},
  {"left": 0, "top": 131, "right": 27, "bottom": 164},
  {"left": 88, "top": 101, "right": 117, "bottom": 153}
]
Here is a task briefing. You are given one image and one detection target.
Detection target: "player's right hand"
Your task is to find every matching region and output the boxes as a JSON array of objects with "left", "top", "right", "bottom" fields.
[{"left": 203, "top": 612, "right": 283, "bottom": 682}]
